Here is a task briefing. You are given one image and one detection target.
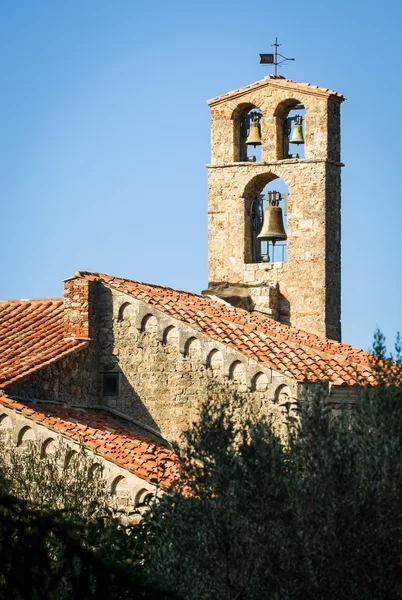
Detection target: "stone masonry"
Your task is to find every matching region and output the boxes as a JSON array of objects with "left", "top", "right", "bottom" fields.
[
  {"left": 205, "top": 75, "right": 345, "bottom": 341},
  {"left": 6, "top": 277, "right": 299, "bottom": 442},
  {"left": 0, "top": 403, "right": 155, "bottom": 509},
  {"left": 95, "top": 284, "right": 297, "bottom": 441}
]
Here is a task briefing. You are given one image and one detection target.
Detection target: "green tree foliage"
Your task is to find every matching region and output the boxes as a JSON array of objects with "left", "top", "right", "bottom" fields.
[
  {"left": 146, "top": 332, "right": 402, "bottom": 600},
  {"left": 147, "top": 387, "right": 287, "bottom": 600},
  {"left": 0, "top": 436, "right": 174, "bottom": 599},
  {"left": 0, "top": 439, "right": 109, "bottom": 517},
  {"left": 0, "top": 493, "right": 174, "bottom": 600},
  {"left": 2, "top": 331, "right": 402, "bottom": 599}
]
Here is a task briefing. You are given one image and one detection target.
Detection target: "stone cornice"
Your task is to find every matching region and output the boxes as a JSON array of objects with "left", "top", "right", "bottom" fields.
[
  {"left": 206, "top": 159, "right": 345, "bottom": 169},
  {"left": 207, "top": 76, "right": 345, "bottom": 107}
]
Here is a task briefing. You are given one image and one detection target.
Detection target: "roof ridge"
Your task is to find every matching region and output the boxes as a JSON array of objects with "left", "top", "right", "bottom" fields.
[
  {"left": 207, "top": 76, "right": 345, "bottom": 106},
  {"left": 81, "top": 271, "right": 206, "bottom": 299},
  {"left": 85, "top": 271, "right": 371, "bottom": 368},
  {"left": 3, "top": 270, "right": 368, "bottom": 387},
  {"left": 0, "top": 298, "right": 63, "bottom": 304}
]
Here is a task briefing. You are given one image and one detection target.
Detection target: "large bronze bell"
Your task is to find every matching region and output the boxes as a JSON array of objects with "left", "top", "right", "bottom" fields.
[
  {"left": 245, "top": 119, "right": 262, "bottom": 147},
  {"left": 289, "top": 115, "right": 304, "bottom": 145},
  {"left": 257, "top": 204, "right": 287, "bottom": 244}
]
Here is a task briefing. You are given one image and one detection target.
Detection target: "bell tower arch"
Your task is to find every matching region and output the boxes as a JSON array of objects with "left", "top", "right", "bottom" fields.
[{"left": 203, "top": 75, "right": 345, "bottom": 341}]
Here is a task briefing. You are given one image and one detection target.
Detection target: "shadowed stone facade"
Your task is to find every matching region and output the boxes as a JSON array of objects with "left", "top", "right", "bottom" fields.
[
  {"left": 205, "top": 75, "right": 345, "bottom": 341},
  {"left": 96, "top": 285, "right": 296, "bottom": 440}
]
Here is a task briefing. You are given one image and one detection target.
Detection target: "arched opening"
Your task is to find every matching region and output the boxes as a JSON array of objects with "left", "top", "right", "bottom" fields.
[
  {"left": 111, "top": 475, "right": 131, "bottom": 508},
  {"left": 64, "top": 448, "right": 77, "bottom": 468},
  {"left": 0, "top": 414, "right": 12, "bottom": 431},
  {"left": 111, "top": 475, "right": 126, "bottom": 496},
  {"left": 206, "top": 349, "right": 223, "bottom": 373},
  {"left": 274, "top": 98, "right": 306, "bottom": 160},
  {"left": 0, "top": 414, "right": 13, "bottom": 441},
  {"left": 162, "top": 325, "right": 179, "bottom": 348},
  {"left": 17, "top": 426, "right": 35, "bottom": 447},
  {"left": 251, "top": 372, "right": 269, "bottom": 392},
  {"left": 41, "top": 438, "right": 57, "bottom": 458},
  {"left": 275, "top": 384, "right": 292, "bottom": 405},
  {"left": 229, "top": 361, "right": 246, "bottom": 389},
  {"left": 88, "top": 463, "right": 103, "bottom": 481},
  {"left": 118, "top": 302, "right": 135, "bottom": 323},
  {"left": 244, "top": 173, "right": 289, "bottom": 264},
  {"left": 140, "top": 314, "right": 158, "bottom": 335},
  {"left": 232, "top": 103, "right": 263, "bottom": 163},
  {"left": 184, "top": 337, "right": 201, "bottom": 360},
  {"left": 135, "top": 487, "right": 151, "bottom": 507}
]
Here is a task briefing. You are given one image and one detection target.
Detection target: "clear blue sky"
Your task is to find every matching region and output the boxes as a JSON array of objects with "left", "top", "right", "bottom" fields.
[{"left": 1, "top": 0, "right": 401, "bottom": 353}]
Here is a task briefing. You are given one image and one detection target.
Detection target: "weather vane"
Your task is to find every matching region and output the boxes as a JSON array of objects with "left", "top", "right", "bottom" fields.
[{"left": 260, "top": 37, "right": 295, "bottom": 76}]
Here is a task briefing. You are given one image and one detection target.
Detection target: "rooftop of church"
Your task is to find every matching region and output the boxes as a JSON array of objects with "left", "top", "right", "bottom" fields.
[{"left": 0, "top": 272, "right": 375, "bottom": 390}]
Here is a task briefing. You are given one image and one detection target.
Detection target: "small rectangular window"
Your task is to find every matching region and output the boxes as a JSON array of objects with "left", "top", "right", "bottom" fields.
[{"left": 102, "top": 372, "right": 120, "bottom": 397}]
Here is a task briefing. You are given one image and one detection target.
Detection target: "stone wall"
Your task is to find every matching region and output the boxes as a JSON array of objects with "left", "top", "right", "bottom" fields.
[
  {"left": 7, "top": 275, "right": 100, "bottom": 405},
  {"left": 64, "top": 274, "right": 97, "bottom": 340},
  {"left": 6, "top": 279, "right": 299, "bottom": 442},
  {"left": 6, "top": 347, "right": 99, "bottom": 406},
  {"left": 0, "top": 404, "right": 154, "bottom": 508},
  {"left": 206, "top": 77, "right": 344, "bottom": 341},
  {"left": 97, "top": 285, "right": 297, "bottom": 441}
]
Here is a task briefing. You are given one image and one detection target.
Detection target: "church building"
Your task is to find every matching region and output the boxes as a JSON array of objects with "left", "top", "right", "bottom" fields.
[{"left": 0, "top": 74, "right": 374, "bottom": 505}]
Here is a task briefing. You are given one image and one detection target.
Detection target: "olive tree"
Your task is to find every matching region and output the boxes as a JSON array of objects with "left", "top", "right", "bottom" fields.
[{"left": 146, "top": 332, "right": 402, "bottom": 600}]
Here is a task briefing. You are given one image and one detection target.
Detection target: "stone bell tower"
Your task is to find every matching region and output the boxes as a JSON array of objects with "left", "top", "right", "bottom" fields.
[{"left": 203, "top": 75, "right": 345, "bottom": 341}]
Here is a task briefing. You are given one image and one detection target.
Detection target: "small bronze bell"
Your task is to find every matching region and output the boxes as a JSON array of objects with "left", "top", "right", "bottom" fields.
[
  {"left": 245, "top": 118, "right": 262, "bottom": 147},
  {"left": 289, "top": 115, "right": 304, "bottom": 145},
  {"left": 257, "top": 204, "right": 287, "bottom": 244}
]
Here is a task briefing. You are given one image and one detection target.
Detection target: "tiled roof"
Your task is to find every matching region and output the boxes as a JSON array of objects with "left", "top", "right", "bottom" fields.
[
  {"left": 0, "top": 300, "right": 88, "bottom": 387},
  {"left": 0, "top": 395, "right": 178, "bottom": 487},
  {"left": 207, "top": 76, "right": 345, "bottom": 106},
  {"left": 81, "top": 272, "right": 374, "bottom": 386},
  {"left": 0, "top": 274, "right": 375, "bottom": 389}
]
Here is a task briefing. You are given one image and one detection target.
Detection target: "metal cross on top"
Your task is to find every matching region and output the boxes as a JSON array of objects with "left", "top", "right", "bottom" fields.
[{"left": 260, "top": 37, "right": 295, "bottom": 76}]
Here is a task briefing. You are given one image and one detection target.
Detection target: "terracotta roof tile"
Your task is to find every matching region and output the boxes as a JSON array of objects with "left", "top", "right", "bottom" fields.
[
  {"left": 0, "top": 274, "right": 375, "bottom": 389},
  {"left": 79, "top": 272, "right": 374, "bottom": 386},
  {"left": 0, "top": 395, "right": 178, "bottom": 487},
  {"left": 0, "top": 300, "right": 88, "bottom": 387}
]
